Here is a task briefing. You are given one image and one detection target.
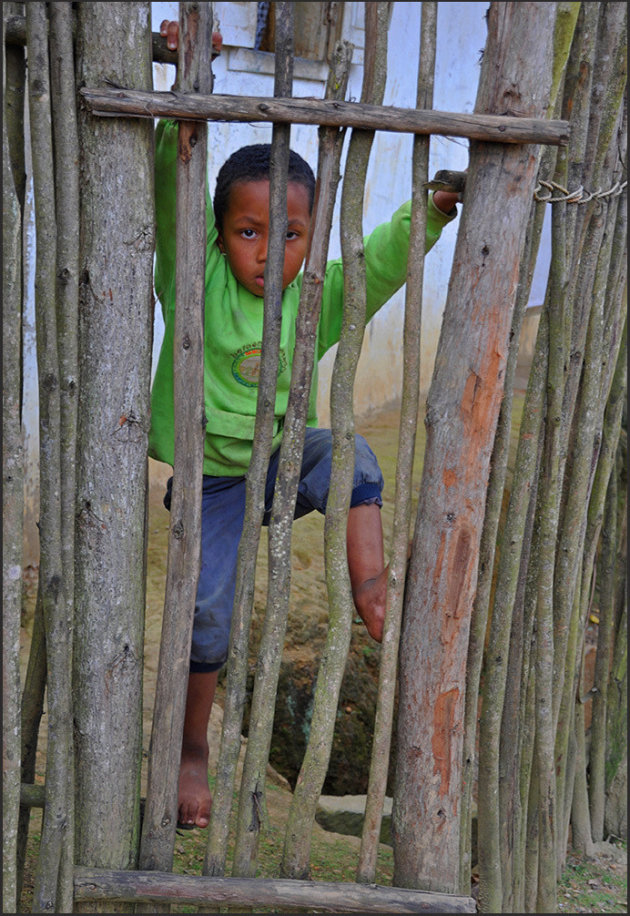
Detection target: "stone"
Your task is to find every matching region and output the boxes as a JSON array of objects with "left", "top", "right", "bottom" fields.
[{"left": 315, "top": 794, "right": 393, "bottom": 846}]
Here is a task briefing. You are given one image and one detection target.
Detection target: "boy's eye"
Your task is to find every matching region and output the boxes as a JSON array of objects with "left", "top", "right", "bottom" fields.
[
  {"left": 240, "top": 228, "right": 257, "bottom": 239},
  {"left": 286, "top": 230, "right": 299, "bottom": 241}
]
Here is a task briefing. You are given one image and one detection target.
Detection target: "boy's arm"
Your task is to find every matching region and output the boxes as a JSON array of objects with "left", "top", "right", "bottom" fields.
[
  {"left": 316, "top": 193, "right": 457, "bottom": 358},
  {"left": 154, "top": 119, "right": 220, "bottom": 312}
]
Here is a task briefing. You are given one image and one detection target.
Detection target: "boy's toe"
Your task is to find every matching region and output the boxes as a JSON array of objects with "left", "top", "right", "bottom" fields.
[{"left": 196, "top": 800, "right": 211, "bottom": 828}]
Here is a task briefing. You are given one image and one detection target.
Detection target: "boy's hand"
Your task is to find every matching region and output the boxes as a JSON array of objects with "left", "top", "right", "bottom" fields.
[
  {"left": 426, "top": 169, "right": 467, "bottom": 214},
  {"left": 159, "top": 19, "right": 223, "bottom": 59}
]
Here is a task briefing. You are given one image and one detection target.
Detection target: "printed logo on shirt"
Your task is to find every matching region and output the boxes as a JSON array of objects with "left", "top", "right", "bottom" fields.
[{"left": 231, "top": 343, "right": 287, "bottom": 388}]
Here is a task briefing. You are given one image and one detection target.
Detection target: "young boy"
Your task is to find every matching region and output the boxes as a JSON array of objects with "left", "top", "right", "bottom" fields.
[{"left": 150, "top": 22, "right": 461, "bottom": 830}]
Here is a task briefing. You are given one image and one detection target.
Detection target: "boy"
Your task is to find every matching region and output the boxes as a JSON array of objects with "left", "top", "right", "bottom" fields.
[{"left": 150, "top": 22, "right": 461, "bottom": 829}]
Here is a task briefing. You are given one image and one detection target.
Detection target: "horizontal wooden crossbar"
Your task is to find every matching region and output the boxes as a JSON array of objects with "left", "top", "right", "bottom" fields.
[
  {"left": 80, "top": 87, "right": 570, "bottom": 146},
  {"left": 5, "top": 17, "right": 180, "bottom": 64},
  {"left": 26, "top": 789, "right": 475, "bottom": 910},
  {"left": 74, "top": 866, "right": 477, "bottom": 913}
]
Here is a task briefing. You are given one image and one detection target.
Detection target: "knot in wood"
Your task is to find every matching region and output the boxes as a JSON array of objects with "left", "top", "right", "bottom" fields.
[
  {"left": 182, "top": 333, "right": 191, "bottom": 350},
  {"left": 42, "top": 372, "right": 58, "bottom": 393},
  {"left": 172, "top": 520, "right": 184, "bottom": 539}
]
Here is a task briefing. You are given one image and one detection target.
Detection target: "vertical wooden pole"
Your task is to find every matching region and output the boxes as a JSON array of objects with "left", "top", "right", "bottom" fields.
[
  {"left": 49, "top": 3, "right": 80, "bottom": 906},
  {"left": 139, "top": 1, "right": 212, "bottom": 884},
  {"left": 232, "top": 32, "right": 352, "bottom": 882},
  {"left": 393, "top": 1, "right": 558, "bottom": 897},
  {"left": 358, "top": 0, "right": 436, "bottom": 885},
  {"left": 281, "top": 1, "right": 391, "bottom": 881},
  {"left": 25, "top": 4, "right": 67, "bottom": 910},
  {"left": 74, "top": 4, "right": 153, "bottom": 907},
  {"left": 2, "top": 9, "right": 24, "bottom": 910},
  {"left": 204, "top": 0, "right": 293, "bottom": 880}
]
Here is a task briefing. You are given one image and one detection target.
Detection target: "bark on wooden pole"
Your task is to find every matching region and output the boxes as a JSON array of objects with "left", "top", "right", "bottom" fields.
[
  {"left": 231, "top": 19, "right": 353, "bottom": 882},
  {"left": 553, "top": 26, "right": 627, "bottom": 740},
  {"left": 553, "top": 102, "right": 626, "bottom": 851},
  {"left": 203, "top": 1, "right": 293, "bottom": 880},
  {"left": 586, "top": 321, "right": 627, "bottom": 841},
  {"left": 281, "top": 1, "right": 391, "bottom": 882},
  {"left": 231, "top": 1, "right": 295, "bottom": 877},
  {"left": 73, "top": 3, "right": 153, "bottom": 902},
  {"left": 138, "top": 3, "right": 211, "bottom": 885},
  {"left": 16, "top": 591, "right": 46, "bottom": 902},
  {"left": 358, "top": 0, "right": 437, "bottom": 886},
  {"left": 4, "top": 2, "right": 27, "bottom": 211},
  {"left": 464, "top": 7, "right": 578, "bottom": 899},
  {"left": 393, "top": 2, "right": 558, "bottom": 896},
  {"left": 466, "top": 165, "right": 550, "bottom": 904},
  {"left": 73, "top": 866, "right": 476, "bottom": 913},
  {"left": 25, "top": 4, "right": 68, "bottom": 910},
  {"left": 49, "top": 3, "right": 80, "bottom": 906},
  {"left": 79, "top": 85, "right": 570, "bottom": 147},
  {"left": 2, "top": 13, "right": 24, "bottom": 911},
  {"left": 588, "top": 463, "right": 619, "bottom": 841}
]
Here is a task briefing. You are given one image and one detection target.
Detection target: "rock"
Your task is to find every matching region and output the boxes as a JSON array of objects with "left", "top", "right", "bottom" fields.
[
  {"left": 242, "top": 635, "right": 394, "bottom": 796},
  {"left": 316, "top": 794, "right": 393, "bottom": 845},
  {"left": 209, "top": 702, "right": 291, "bottom": 790}
]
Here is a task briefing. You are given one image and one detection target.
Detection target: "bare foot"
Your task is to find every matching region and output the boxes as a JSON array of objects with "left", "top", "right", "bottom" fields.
[
  {"left": 352, "top": 567, "right": 388, "bottom": 642},
  {"left": 178, "top": 743, "right": 212, "bottom": 828}
]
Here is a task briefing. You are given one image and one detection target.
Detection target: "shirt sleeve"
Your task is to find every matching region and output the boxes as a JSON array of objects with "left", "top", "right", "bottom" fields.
[
  {"left": 154, "top": 119, "right": 221, "bottom": 314},
  {"left": 316, "top": 193, "right": 457, "bottom": 359}
]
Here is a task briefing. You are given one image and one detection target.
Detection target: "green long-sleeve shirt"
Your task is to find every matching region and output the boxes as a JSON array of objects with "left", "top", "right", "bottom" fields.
[{"left": 148, "top": 119, "right": 455, "bottom": 476}]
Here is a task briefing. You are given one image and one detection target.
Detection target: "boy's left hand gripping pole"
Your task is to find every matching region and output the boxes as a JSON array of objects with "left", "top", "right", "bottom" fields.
[{"left": 139, "top": 2, "right": 213, "bottom": 881}]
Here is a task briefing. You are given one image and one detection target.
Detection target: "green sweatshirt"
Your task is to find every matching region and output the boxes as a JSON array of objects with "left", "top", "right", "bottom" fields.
[{"left": 148, "top": 119, "right": 455, "bottom": 476}]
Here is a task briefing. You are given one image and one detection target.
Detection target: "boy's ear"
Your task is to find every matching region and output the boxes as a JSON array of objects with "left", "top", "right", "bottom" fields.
[{"left": 217, "top": 234, "right": 225, "bottom": 253}]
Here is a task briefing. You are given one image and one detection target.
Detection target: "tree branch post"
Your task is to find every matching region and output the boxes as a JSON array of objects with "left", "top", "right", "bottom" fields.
[
  {"left": 358, "top": 0, "right": 437, "bottom": 887},
  {"left": 139, "top": 2, "right": 212, "bottom": 886},
  {"left": 2, "top": 9, "right": 25, "bottom": 910},
  {"left": 393, "top": 1, "right": 559, "bottom": 897},
  {"left": 231, "top": 1, "right": 295, "bottom": 878},
  {"left": 73, "top": 5, "right": 154, "bottom": 907},
  {"left": 281, "top": 0, "right": 392, "bottom": 882}
]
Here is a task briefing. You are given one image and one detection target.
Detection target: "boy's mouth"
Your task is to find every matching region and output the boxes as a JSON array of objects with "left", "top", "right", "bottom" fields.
[{"left": 255, "top": 276, "right": 264, "bottom": 288}]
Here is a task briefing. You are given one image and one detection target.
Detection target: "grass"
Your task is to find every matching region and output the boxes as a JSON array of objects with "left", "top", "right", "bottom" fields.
[
  {"left": 557, "top": 845, "right": 627, "bottom": 914},
  {"left": 166, "top": 785, "right": 394, "bottom": 912},
  {"left": 167, "top": 773, "right": 394, "bottom": 914},
  {"left": 20, "top": 799, "right": 626, "bottom": 914}
]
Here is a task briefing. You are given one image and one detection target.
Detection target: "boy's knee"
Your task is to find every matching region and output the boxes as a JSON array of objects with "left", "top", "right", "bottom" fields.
[
  {"left": 353, "top": 435, "right": 384, "bottom": 486},
  {"left": 190, "top": 626, "right": 229, "bottom": 671}
]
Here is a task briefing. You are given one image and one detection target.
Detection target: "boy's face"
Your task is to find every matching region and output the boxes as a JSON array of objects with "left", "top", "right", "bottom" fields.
[{"left": 217, "top": 179, "right": 311, "bottom": 298}]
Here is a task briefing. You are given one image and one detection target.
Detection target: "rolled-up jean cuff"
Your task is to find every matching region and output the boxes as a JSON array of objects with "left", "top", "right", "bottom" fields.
[
  {"left": 350, "top": 482, "right": 383, "bottom": 508},
  {"left": 190, "top": 659, "right": 223, "bottom": 674}
]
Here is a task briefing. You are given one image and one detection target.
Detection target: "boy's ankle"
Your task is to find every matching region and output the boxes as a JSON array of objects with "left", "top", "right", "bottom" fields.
[{"left": 180, "top": 739, "right": 209, "bottom": 760}]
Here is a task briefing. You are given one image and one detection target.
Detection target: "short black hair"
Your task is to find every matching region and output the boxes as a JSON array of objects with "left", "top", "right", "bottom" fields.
[{"left": 213, "top": 144, "right": 315, "bottom": 233}]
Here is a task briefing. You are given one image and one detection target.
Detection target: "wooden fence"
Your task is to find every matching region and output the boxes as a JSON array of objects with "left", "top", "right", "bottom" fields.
[{"left": 4, "top": 2, "right": 626, "bottom": 914}]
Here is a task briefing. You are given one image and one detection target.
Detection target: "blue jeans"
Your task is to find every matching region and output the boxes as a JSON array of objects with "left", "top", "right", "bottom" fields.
[{"left": 164, "top": 428, "right": 384, "bottom": 671}]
